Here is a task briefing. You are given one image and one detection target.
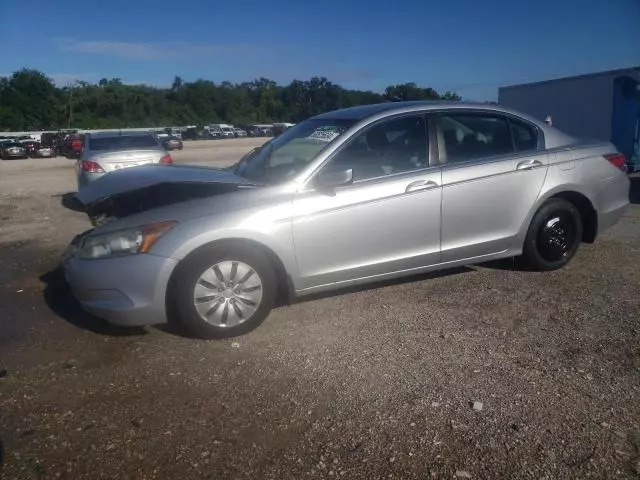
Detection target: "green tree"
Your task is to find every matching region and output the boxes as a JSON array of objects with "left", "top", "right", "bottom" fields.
[
  {"left": 0, "top": 69, "right": 461, "bottom": 130},
  {"left": 0, "top": 69, "right": 59, "bottom": 129}
]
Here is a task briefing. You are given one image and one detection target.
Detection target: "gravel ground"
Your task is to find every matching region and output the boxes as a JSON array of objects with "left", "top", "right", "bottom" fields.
[{"left": 0, "top": 142, "right": 639, "bottom": 479}]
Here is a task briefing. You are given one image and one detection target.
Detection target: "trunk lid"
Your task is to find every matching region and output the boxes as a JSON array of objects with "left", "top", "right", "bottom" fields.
[{"left": 92, "top": 149, "right": 163, "bottom": 173}]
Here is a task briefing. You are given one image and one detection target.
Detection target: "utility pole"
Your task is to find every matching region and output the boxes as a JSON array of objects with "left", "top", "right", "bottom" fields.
[{"left": 67, "top": 82, "right": 74, "bottom": 129}]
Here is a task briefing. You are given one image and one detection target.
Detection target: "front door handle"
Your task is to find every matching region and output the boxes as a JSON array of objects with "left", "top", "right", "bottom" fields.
[
  {"left": 405, "top": 179, "right": 438, "bottom": 193},
  {"left": 516, "top": 159, "right": 543, "bottom": 170}
]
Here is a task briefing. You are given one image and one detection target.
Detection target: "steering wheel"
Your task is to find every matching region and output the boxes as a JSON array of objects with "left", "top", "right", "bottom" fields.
[{"left": 282, "top": 157, "right": 308, "bottom": 178}]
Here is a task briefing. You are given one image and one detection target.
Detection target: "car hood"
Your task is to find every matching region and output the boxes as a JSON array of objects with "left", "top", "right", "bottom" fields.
[
  {"left": 75, "top": 163, "right": 261, "bottom": 225},
  {"left": 76, "top": 164, "right": 254, "bottom": 204}
]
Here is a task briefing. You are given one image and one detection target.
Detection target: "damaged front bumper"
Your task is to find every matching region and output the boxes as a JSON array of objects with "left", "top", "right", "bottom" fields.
[{"left": 62, "top": 232, "right": 178, "bottom": 327}]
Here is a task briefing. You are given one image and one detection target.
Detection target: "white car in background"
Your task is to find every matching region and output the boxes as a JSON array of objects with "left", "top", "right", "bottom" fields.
[{"left": 221, "top": 127, "right": 235, "bottom": 138}]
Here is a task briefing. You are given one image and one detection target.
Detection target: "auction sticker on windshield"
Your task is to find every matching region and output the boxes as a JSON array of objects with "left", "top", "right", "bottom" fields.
[{"left": 307, "top": 126, "right": 347, "bottom": 142}]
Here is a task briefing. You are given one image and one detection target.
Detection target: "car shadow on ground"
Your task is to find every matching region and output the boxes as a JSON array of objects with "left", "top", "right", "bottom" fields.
[
  {"left": 477, "top": 257, "right": 523, "bottom": 271},
  {"left": 39, "top": 267, "right": 147, "bottom": 337},
  {"left": 156, "top": 266, "right": 475, "bottom": 339},
  {"left": 629, "top": 174, "right": 640, "bottom": 205},
  {"left": 56, "top": 192, "right": 85, "bottom": 213}
]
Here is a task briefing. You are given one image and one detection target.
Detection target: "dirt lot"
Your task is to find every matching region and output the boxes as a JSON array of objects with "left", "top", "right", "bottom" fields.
[{"left": 0, "top": 140, "right": 639, "bottom": 479}]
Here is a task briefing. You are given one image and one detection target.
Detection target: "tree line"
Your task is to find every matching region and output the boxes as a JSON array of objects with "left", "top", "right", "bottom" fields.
[{"left": 0, "top": 69, "right": 461, "bottom": 131}]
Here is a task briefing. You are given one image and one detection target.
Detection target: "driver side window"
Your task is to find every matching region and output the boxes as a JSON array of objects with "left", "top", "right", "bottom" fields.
[{"left": 326, "top": 114, "right": 429, "bottom": 181}]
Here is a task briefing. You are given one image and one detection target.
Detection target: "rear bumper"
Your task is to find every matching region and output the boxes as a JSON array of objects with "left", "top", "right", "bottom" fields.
[
  {"left": 77, "top": 171, "right": 105, "bottom": 188},
  {"left": 63, "top": 253, "right": 178, "bottom": 327},
  {"left": 598, "top": 201, "right": 630, "bottom": 235},
  {"left": 596, "top": 173, "right": 631, "bottom": 235}
]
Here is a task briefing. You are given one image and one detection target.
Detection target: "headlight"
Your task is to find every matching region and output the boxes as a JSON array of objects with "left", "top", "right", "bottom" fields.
[{"left": 78, "top": 221, "right": 177, "bottom": 260}]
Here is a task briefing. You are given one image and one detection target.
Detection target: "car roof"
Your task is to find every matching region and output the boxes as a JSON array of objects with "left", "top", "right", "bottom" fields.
[
  {"left": 312, "top": 100, "right": 580, "bottom": 149},
  {"left": 312, "top": 100, "right": 543, "bottom": 123}
]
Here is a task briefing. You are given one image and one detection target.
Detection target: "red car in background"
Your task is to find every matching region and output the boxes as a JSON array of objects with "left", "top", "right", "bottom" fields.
[{"left": 62, "top": 134, "right": 85, "bottom": 158}]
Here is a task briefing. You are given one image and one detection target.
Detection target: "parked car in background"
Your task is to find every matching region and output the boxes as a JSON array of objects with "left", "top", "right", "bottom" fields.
[
  {"left": 238, "top": 125, "right": 260, "bottom": 137},
  {"left": 19, "top": 139, "right": 38, "bottom": 157},
  {"left": 168, "top": 127, "right": 182, "bottom": 140},
  {"left": 271, "top": 125, "right": 288, "bottom": 136},
  {"left": 64, "top": 101, "right": 630, "bottom": 339},
  {"left": 40, "top": 132, "right": 64, "bottom": 154},
  {"left": 221, "top": 126, "right": 235, "bottom": 138},
  {"left": 182, "top": 127, "right": 202, "bottom": 141},
  {"left": 32, "top": 143, "right": 56, "bottom": 158},
  {"left": 0, "top": 141, "right": 27, "bottom": 159},
  {"left": 206, "top": 126, "right": 224, "bottom": 139},
  {"left": 76, "top": 131, "right": 172, "bottom": 189},
  {"left": 162, "top": 135, "right": 183, "bottom": 151},
  {"left": 233, "top": 128, "right": 247, "bottom": 137},
  {"left": 62, "top": 134, "right": 85, "bottom": 158}
]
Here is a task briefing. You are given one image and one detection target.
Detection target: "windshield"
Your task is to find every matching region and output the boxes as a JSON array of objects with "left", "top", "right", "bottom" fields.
[{"left": 234, "top": 118, "right": 356, "bottom": 184}]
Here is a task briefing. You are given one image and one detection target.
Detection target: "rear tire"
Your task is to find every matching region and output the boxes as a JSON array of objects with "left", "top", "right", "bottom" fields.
[
  {"left": 170, "top": 243, "right": 276, "bottom": 339},
  {"left": 520, "top": 198, "right": 583, "bottom": 271}
]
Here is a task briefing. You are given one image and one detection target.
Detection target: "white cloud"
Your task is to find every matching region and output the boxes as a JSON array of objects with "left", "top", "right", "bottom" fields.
[{"left": 59, "top": 39, "right": 262, "bottom": 61}]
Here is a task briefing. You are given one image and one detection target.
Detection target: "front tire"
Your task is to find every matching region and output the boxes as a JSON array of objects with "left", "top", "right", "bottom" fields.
[
  {"left": 170, "top": 243, "right": 276, "bottom": 339},
  {"left": 520, "top": 198, "right": 583, "bottom": 271}
]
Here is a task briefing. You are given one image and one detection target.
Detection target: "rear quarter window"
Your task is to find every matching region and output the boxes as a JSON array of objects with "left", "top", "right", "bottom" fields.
[
  {"left": 88, "top": 135, "right": 159, "bottom": 151},
  {"left": 510, "top": 119, "right": 538, "bottom": 152}
]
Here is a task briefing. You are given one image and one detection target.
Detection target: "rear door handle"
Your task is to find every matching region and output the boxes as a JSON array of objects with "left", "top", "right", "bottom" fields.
[
  {"left": 516, "top": 159, "right": 543, "bottom": 170},
  {"left": 405, "top": 180, "right": 438, "bottom": 193}
]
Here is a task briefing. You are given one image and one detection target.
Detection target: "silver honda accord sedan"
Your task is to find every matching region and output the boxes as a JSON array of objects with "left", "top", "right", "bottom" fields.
[
  {"left": 76, "top": 131, "right": 172, "bottom": 189},
  {"left": 63, "top": 101, "right": 631, "bottom": 338}
]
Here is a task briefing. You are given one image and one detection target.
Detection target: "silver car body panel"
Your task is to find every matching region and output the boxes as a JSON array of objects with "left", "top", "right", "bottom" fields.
[
  {"left": 64, "top": 101, "right": 631, "bottom": 326},
  {"left": 290, "top": 167, "right": 442, "bottom": 290}
]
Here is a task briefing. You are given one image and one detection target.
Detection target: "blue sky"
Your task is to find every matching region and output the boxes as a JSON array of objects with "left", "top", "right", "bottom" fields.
[{"left": 1, "top": 0, "right": 638, "bottom": 100}]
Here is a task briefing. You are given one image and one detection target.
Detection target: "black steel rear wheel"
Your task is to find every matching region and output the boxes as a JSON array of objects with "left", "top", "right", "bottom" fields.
[{"left": 520, "top": 198, "right": 583, "bottom": 271}]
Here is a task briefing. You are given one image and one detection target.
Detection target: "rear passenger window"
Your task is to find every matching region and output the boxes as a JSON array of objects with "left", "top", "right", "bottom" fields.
[
  {"left": 439, "top": 113, "right": 514, "bottom": 163},
  {"left": 509, "top": 119, "right": 538, "bottom": 151}
]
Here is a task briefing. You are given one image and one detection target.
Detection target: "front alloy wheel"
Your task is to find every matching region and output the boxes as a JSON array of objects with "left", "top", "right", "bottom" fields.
[
  {"left": 193, "top": 260, "right": 263, "bottom": 328},
  {"left": 171, "top": 244, "right": 276, "bottom": 339}
]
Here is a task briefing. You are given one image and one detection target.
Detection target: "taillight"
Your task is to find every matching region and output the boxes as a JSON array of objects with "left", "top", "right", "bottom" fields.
[
  {"left": 160, "top": 154, "right": 173, "bottom": 164},
  {"left": 604, "top": 153, "right": 627, "bottom": 171},
  {"left": 81, "top": 160, "right": 104, "bottom": 173}
]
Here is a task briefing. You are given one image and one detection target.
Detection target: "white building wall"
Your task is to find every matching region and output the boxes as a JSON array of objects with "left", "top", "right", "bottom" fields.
[{"left": 499, "top": 73, "right": 619, "bottom": 141}]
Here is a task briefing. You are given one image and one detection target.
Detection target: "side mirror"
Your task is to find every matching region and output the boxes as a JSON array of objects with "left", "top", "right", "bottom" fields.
[{"left": 315, "top": 168, "right": 353, "bottom": 192}]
